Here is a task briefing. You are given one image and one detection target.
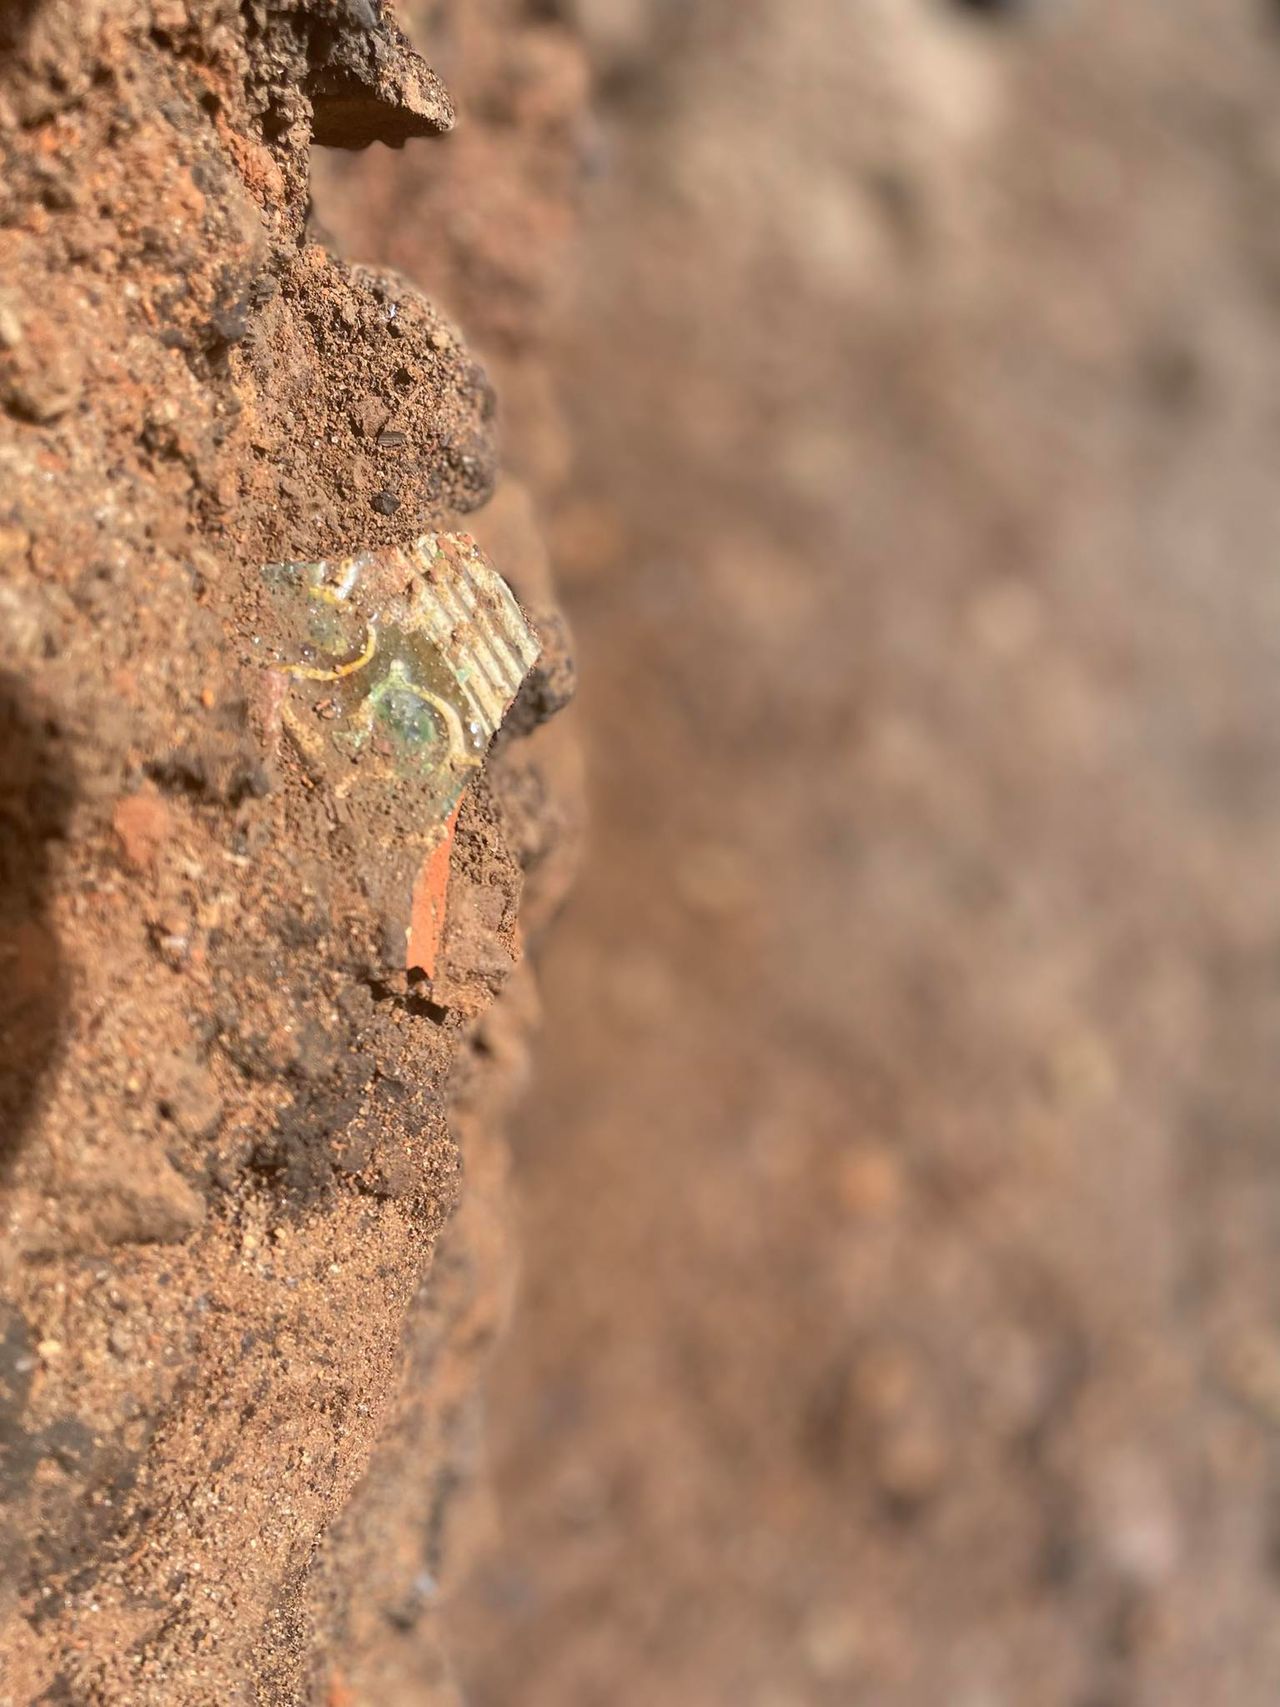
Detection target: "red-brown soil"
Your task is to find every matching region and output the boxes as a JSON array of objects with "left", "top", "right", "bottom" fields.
[{"left": 1, "top": 4, "right": 579, "bottom": 1702}]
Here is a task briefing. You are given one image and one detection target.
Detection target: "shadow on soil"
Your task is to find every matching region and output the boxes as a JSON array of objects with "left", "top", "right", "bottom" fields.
[{"left": 0, "top": 672, "right": 74, "bottom": 1179}]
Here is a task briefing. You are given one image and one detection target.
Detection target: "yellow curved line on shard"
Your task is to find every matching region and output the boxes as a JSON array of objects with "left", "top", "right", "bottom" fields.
[{"left": 282, "top": 619, "right": 378, "bottom": 682}]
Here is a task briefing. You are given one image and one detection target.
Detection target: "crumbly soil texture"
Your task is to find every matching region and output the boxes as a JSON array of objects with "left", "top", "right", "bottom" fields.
[{"left": 0, "top": 3, "right": 580, "bottom": 1703}]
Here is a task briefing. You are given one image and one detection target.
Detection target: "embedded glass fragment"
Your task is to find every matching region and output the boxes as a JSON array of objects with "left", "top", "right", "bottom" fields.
[{"left": 258, "top": 531, "right": 540, "bottom": 829}]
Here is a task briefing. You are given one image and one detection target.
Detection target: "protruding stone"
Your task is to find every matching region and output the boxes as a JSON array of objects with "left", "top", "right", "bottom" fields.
[{"left": 308, "top": 10, "right": 455, "bottom": 149}]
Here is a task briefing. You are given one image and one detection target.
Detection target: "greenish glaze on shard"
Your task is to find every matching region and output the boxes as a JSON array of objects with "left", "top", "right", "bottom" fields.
[{"left": 258, "top": 531, "right": 540, "bottom": 829}]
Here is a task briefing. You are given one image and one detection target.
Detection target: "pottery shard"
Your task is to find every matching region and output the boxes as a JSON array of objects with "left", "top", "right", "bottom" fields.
[{"left": 406, "top": 803, "right": 460, "bottom": 978}]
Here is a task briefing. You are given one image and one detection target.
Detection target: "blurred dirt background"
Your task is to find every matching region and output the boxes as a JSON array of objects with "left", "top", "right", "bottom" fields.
[{"left": 429, "top": 2, "right": 1278, "bottom": 1704}]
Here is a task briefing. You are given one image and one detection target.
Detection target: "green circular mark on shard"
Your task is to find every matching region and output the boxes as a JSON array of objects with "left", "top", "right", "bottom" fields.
[
  {"left": 364, "top": 659, "right": 449, "bottom": 766},
  {"left": 378, "top": 683, "right": 442, "bottom": 751}
]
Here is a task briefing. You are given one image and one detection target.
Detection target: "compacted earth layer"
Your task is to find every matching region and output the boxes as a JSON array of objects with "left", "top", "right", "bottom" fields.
[{"left": 0, "top": 3, "right": 581, "bottom": 1702}]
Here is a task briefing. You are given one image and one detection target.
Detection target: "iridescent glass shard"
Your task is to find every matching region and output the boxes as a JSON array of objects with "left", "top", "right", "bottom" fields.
[
  {"left": 258, "top": 531, "right": 540, "bottom": 828},
  {"left": 255, "top": 532, "right": 540, "bottom": 978}
]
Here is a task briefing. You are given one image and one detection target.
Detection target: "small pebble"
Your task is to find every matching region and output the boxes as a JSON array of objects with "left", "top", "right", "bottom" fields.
[
  {"left": 874, "top": 1418, "right": 949, "bottom": 1507},
  {"left": 376, "top": 429, "right": 407, "bottom": 449},
  {"left": 372, "top": 490, "right": 400, "bottom": 515},
  {"left": 837, "top": 1143, "right": 902, "bottom": 1219}
]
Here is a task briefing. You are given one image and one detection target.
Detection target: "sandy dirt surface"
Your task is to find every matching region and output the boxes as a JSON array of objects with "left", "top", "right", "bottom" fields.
[
  {"left": 443, "top": 4, "right": 1280, "bottom": 1705},
  {"left": 0, "top": 4, "right": 578, "bottom": 1701}
]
